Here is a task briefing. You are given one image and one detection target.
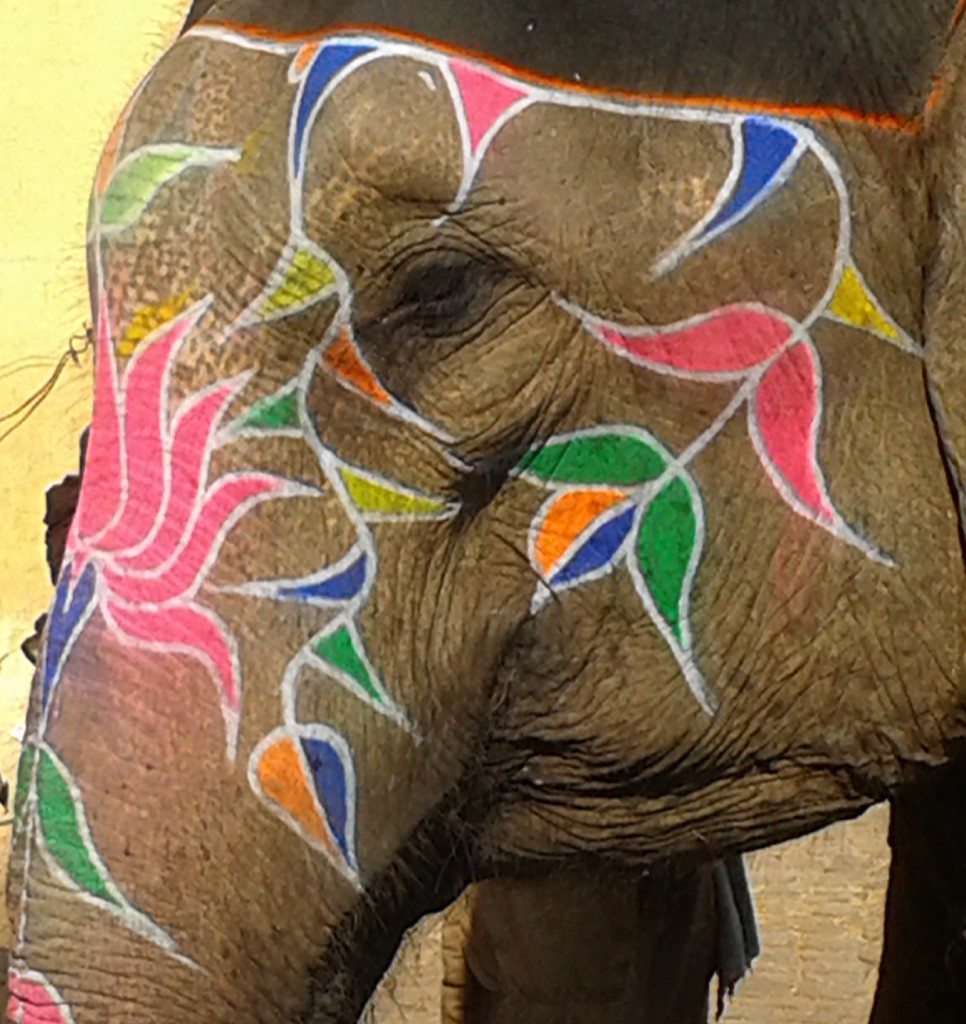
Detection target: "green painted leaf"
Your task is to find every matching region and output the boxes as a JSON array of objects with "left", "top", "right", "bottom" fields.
[
  {"left": 312, "top": 624, "right": 385, "bottom": 706},
  {"left": 636, "top": 476, "right": 700, "bottom": 644},
  {"left": 35, "top": 747, "right": 119, "bottom": 905},
  {"left": 517, "top": 430, "right": 667, "bottom": 487},
  {"left": 234, "top": 385, "right": 300, "bottom": 433},
  {"left": 13, "top": 742, "right": 36, "bottom": 828},
  {"left": 100, "top": 144, "right": 240, "bottom": 229}
]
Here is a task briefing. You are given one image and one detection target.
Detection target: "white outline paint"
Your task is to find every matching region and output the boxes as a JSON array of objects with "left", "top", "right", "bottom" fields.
[
  {"left": 307, "top": 618, "right": 414, "bottom": 733},
  {"left": 186, "top": 24, "right": 301, "bottom": 56},
  {"left": 337, "top": 460, "right": 458, "bottom": 523},
  {"left": 31, "top": 743, "right": 196, "bottom": 966},
  {"left": 528, "top": 493, "right": 637, "bottom": 614},
  {"left": 84, "top": 295, "right": 217, "bottom": 550},
  {"left": 97, "top": 144, "right": 241, "bottom": 237},
  {"left": 653, "top": 128, "right": 807, "bottom": 278},
  {"left": 247, "top": 724, "right": 362, "bottom": 889},
  {"left": 216, "top": 541, "right": 371, "bottom": 609},
  {"left": 626, "top": 472, "right": 718, "bottom": 715},
  {"left": 746, "top": 341, "right": 894, "bottom": 566},
  {"left": 100, "top": 593, "right": 243, "bottom": 761},
  {"left": 824, "top": 261, "right": 920, "bottom": 356},
  {"left": 7, "top": 967, "right": 78, "bottom": 1024}
]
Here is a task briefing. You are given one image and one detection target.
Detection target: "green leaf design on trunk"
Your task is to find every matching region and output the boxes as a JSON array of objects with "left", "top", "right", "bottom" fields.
[
  {"left": 13, "top": 742, "right": 36, "bottom": 829},
  {"left": 233, "top": 383, "right": 300, "bottom": 433},
  {"left": 35, "top": 746, "right": 120, "bottom": 905},
  {"left": 310, "top": 622, "right": 410, "bottom": 730},
  {"left": 631, "top": 473, "right": 717, "bottom": 714},
  {"left": 516, "top": 428, "right": 667, "bottom": 487},
  {"left": 636, "top": 476, "right": 699, "bottom": 644},
  {"left": 100, "top": 143, "right": 241, "bottom": 230}
]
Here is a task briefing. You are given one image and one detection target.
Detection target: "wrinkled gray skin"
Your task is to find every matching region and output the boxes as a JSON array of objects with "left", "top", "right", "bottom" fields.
[{"left": 9, "top": 2, "right": 966, "bottom": 1023}]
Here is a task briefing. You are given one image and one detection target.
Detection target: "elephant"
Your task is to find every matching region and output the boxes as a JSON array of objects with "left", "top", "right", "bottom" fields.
[{"left": 8, "top": 0, "right": 966, "bottom": 1022}]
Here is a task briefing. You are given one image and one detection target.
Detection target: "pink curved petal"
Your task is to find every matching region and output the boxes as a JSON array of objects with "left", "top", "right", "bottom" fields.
[
  {"left": 104, "top": 597, "right": 240, "bottom": 711},
  {"left": 7, "top": 969, "right": 75, "bottom": 1024},
  {"left": 598, "top": 306, "right": 792, "bottom": 376},
  {"left": 104, "top": 473, "right": 286, "bottom": 604},
  {"left": 92, "top": 314, "right": 188, "bottom": 551},
  {"left": 749, "top": 341, "right": 834, "bottom": 523},
  {"left": 73, "top": 291, "right": 122, "bottom": 539},
  {"left": 450, "top": 59, "right": 530, "bottom": 154},
  {"left": 111, "top": 378, "right": 247, "bottom": 565}
]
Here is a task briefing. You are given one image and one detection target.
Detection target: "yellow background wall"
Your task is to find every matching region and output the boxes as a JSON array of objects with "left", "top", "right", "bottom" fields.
[
  {"left": 1, "top": 5, "right": 890, "bottom": 1021},
  {"left": 0, "top": 0, "right": 186, "bottom": 946}
]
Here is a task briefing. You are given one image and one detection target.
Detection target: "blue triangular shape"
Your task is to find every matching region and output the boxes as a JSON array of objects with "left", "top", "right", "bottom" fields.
[
  {"left": 294, "top": 42, "right": 376, "bottom": 176},
  {"left": 300, "top": 735, "right": 353, "bottom": 866},
  {"left": 42, "top": 562, "right": 97, "bottom": 709},
  {"left": 551, "top": 503, "right": 636, "bottom": 589},
  {"left": 702, "top": 118, "right": 800, "bottom": 239},
  {"left": 276, "top": 552, "right": 368, "bottom": 604}
]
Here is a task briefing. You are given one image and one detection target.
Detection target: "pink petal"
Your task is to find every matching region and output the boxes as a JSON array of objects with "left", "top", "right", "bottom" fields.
[
  {"left": 449, "top": 59, "right": 529, "bottom": 154},
  {"left": 92, "top": 313, "right": 189, "bottom": 551},
  {"left": 111, "top": 378, "right": 246, "bottom": 564},
  {"left": 7, "top": 970, "right": 75, "bottom": 1024},
  {"left": 104, "top": 598, "right": 240, "bottom": 710},
  {"left": 73, "top": 291, "right": 122, "bottom": 539},
  {"left": 104, "top": 473, "right": 285, "bottom": 604},
  {"left": 749, "top": 341, "right": 834, "bottom": 523},
  {"left": 598, "top": 306, "right": 792, "bottom": 376}
]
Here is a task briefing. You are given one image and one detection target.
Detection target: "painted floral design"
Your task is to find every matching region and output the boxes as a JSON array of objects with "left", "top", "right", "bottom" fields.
[
  {"left": 516, "top": 427, "right": 714, "bottom": 711},
  {"left": 7, "top": 968, "right": 75, "bottom": 1024},
  {"left": 43, "top": 292, "right": 297, "bottom": 754}
]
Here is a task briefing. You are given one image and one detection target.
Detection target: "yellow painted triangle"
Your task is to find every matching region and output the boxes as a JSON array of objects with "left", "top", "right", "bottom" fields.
[
  {"left": 827, "top": 264, "right": 900, "bottom": 342},
  {"left": 261, "top": 248, "right": 335, "bottom": 316},
  {"left": 339, "top": 467, "right": 449, "bottom": 516}
]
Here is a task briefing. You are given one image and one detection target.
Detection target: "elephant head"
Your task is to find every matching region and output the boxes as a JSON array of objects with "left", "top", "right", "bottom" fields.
[{"left": 8, "top": 5, "right": 966, "bottom": 1023}]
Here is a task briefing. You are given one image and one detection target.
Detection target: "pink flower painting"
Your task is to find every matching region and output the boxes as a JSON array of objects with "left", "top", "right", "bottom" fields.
[{"left": 43, "top": 291, "right": 292, "bottom": 756}]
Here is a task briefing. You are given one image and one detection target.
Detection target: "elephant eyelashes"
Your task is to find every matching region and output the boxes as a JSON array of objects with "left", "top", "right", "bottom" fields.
[
  {"left": 353, "top": 250, "right": 515, "bottom": 398},
  {"left": 382, "top": 251, "right": 510, "bottom": 338}
]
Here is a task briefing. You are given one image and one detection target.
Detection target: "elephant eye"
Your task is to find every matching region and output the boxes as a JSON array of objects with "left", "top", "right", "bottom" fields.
[{"left": 383, "top": 249, "right": 509, "bottom": 338}]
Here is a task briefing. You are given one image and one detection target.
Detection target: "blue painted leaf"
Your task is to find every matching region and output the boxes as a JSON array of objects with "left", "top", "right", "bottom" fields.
[
  {"left": 42, "top": 562, "right": 97, "bottom": 709},
  {"left": 274, "top": 552, "right": 368, "bottom": 604},
  {"left": 294, "top": 43, "right": 376, "bottom": 175},
  {"left": 549, "top": 501, "right": 637, "bottom": 588},
  {"left": 703, "top": 118, "right": 801, "bottom": 238},
  {"left": 300, "top": 735, "right": 355, "bottom": 867}
]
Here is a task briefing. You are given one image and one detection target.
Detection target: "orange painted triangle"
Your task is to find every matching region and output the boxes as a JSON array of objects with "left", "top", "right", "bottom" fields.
[{"left": 323, "top": 331, "right": 391, "bottom": 405}]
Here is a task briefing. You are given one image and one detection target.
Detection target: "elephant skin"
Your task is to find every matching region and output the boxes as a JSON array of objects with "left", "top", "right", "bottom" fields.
[{"left": 7, "top": 2, "right": 966, "bottom": 1023}]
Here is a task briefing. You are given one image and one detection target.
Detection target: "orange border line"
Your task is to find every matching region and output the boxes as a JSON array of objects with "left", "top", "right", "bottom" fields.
[
  {"left": 955, "top": 0, "right": 966, "bottom": 29},
  {"left": 202, "top": 19, "right": 918, "bottom": 133}
]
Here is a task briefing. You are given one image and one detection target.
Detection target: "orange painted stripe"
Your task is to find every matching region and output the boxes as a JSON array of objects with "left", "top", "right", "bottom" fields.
[
  {"left": 257, "top": 736, "right": 336, "bottom": 852},
  {"left": 323, "top": 330, "right": 391, "bottom": 404},
  {"left": 535, "top": 488, "right": 626, "bottom": 576},
  {"left": 201, "top": 19, "right": 918, "bottom": 132},
  {"left": 291, "top": 41, "right": 321, "bottom": 76},
  {"left": 955, "top": 0, "right": 966, "bottom": 28}
]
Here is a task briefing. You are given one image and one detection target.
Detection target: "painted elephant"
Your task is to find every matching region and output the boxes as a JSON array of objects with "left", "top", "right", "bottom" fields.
[{"left": 8, "top": 1, "right": 966, "bottom": 1022}]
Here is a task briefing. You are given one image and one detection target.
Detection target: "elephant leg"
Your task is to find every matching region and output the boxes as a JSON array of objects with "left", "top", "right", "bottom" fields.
[
  {"left": 870, "top": 762, "right": 966, "bottom": 1023},
  {"left": 442, "top": 859, "right": 757, "bottom": 1024}
]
